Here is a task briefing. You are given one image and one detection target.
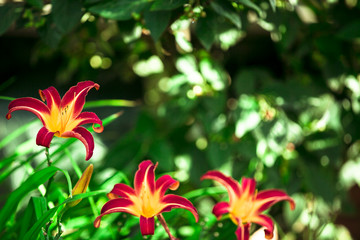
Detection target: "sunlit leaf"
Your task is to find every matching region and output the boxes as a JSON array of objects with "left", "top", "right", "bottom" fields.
[
  {"left": 89, "top": 0, "right": 151, "bottom": 20},
  {"left": 268, "top": 0, "right": 276, "bottom": 11},
  {"left": 233, "top": 0, "right": 262, "bottom": 15},
  {"left": 84, "top": 99, "right": 137, "bottom": 108}
]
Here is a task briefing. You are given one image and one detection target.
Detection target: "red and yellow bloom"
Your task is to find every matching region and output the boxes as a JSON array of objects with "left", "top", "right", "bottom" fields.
[
  {"left": 94, "top": 160, "right": 198, "bottom": 236},
  {"left": 201, "top": 171, "right": 295, "bottom": 240},
  {"left": 6, "top": 81, "right": 103, "bottom": 160}
]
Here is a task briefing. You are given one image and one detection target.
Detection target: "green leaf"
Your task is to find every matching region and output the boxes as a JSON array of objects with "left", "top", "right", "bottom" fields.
[
  {"left": 336, "top": 20, "right": 360, "bottom": 40},
  {"left": 38, "top": 19, "right": 64, "bottom": 48},
  {"left": 24, "top": 191, "right": 106, "bottom": 239},
  {"left": 182, "top": 187, "right": 226, "bottom": 199},
  {"left": 89, "top": 0, "right": 151, "bottom": 21},
  {"left": 52, "top": 0, "right": 83, "bottom": 33},
  {"left": 29, "top": 197, "right": 47, "bottom": 240},
  {"left": 234, "top": 0, "right": 262, "bottom": 15},
  {"left": 84, "top": 99, "right": 138, "bottom": 108},
  {"left": 144, "top": 10, "right": 171, "bottom": 42},
  {"left": 32, "top": 196, "right": 48, "bottom": 220},
  {"left": 211, "top": 0, "right": 241, "bottom": 29},
  {"left": 150, "top": 0, "right": 187, "bottom": 10},
  {"left": 26, "top": 0, "right": 43, "bottom": 9},
  {"left": 0, "top": 167, "right": 58, "bottom": 232},
  {"left": 0, "top": 96, "right": 16, "bottom": 101},
  {"left": 19, "top": 198, "right": 37, "bottom": 240},
  {"left": 0, "top": 3, "right": 23, "bottom": 35},
  {"left": 195, "top": 11, "right": 217, "bottom": 50},
  {"left": 148, "top": 139, "right": 174, "bottom": 171}
]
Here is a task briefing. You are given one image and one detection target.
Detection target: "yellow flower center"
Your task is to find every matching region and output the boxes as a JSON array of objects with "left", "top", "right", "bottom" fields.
[
  {"left": 44, "top": 103, "right": 81, "bottom": 137},
  {"left": 230, "top": 196, "right": 255, "bottom": 224},
  {"left": 129, "top": 183, "right": 162, "bottom": 218}
]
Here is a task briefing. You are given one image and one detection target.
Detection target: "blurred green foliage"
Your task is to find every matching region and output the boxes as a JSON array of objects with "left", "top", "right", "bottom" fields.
[{"left": 1, "top": 0, "right": 360, "bottom": 239}]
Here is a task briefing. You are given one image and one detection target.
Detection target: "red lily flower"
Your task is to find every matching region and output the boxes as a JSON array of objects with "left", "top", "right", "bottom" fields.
[
  {"left": 94, "top": 160, "right": 199, "bottom": 236},
  {"left": 6, "top": 81, "right": 103, "bottom": 160},
  {"left": 201, "top": 171, "right": 295, "bottom": 240}
]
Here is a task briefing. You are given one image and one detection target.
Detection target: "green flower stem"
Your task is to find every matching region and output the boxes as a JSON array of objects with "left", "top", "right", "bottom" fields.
[
  {"left": 157, "top": 214, "right": 178, "bottom": 240},
  {"left": 65, "top": 148, "right": 99, "bottom": 216},
  {"left": 45, "top": 148, "right": 52, "bottom": 166},
  {"left": 45, "top": 148, "right": 55, "bottom": 199}
]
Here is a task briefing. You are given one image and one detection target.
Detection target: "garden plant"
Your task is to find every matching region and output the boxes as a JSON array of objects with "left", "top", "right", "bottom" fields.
[{"left": 1, "top": 0, "right": 360, "bottom": 239}]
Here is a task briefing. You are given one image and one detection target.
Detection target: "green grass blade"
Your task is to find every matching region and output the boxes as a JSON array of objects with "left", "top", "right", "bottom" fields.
[
  {"left": 0, "top": 96, "right": 16, "bottom": 101},
  {"left": 84, "top": 99, "right": 138, "bottom": 108},
  {"left": 0, "top": 120, "right": 37, "bottom": 149},
  {"left": 182, "top": 186, "right": 226, "bottom": 199}
]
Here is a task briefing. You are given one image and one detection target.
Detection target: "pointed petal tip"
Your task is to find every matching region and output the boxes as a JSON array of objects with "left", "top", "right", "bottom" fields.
[
  {"left": 289, "top": 199, "right": 296, "bottom": 210},
  {"left": 94, "top": 216, "right": 101, "bottom": 228},
  {"left": 39, "top": 89, "right": 46, "bottom": 101},
  {"left": 107, "top": 192, "right": 118, "bottom": 199},
  {"left": 5, "top": 112, "right": 11, "bottom": 119},
  {"left": 265, "top": 229, "right": 274, "bottom": 239},
  {"left": 94, "top": 83, "right": 100, "bottom": 90},
  {"left": 93, "top": 123, "right": 104, "bottom": 133}
]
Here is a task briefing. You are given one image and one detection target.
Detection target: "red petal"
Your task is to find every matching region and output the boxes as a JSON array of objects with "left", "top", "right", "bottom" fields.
[
  {"left": 160, "top": 194, "right": 199, "bottom": 222},
  {"left": 108, "top": 183, "right": 136, "bottom": 199},
  {"left": 94, "top": 198, "right": 138, "bottom": 228},
  {"left": 255, "top": 189, "right": 295, "bottom": 213},
  {"left": 155, "top": 175, "right": 179, "bottom": 198},
  {"left": 201, "top": 170, "right": 241, "bottom": 205},
  {"left": 62, "top": 126, "right": 94, "bottom": 161},
  {"left": 75, "top": 112, "right": 104, "bottom": 133},
  {"left": 39, "top": 86, "right": 61, "bottom": 111},
  {"left": 212, "top": 201, "right": 230, "bottom": 219},
  {"left": 139, "top": 216, "right": 155, "bottom": 235},
  {"left": 36, "top": 127, "right": 55, "bottom": 148},
  {"left": 134, "top": 160, "right": 156, "bottom": 196},
  {"left": 6, "top": 97, "right": 50, "bottom": 125},
  {"left": 235, "top": 222, "right": 250, "bottom": 240},
  {"left": 61, "top": 81, "right": 99, "bottom": 119},
  {"left": 240, "top": 178, "right": 256, "bottom": 196},
  {"left": 251, "top": 214, "right": 274, "bottom": 239}
]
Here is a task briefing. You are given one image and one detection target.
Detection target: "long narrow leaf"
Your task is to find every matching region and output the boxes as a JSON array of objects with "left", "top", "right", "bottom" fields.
[
  {"left": 19, "top": 198, "right": 37, "bottom": 240},
  {"left": 182, "top": 186, "right": 226, "bottom": 199},
  {"left": 0, "top": 167, "right": 58, "bottom": 232},
  {"left": 0, "top": 96, "right": 16, "bottom": 101},
  {"left": 24, "top": 190, "right": 106, "bottom": 239},
  {"left": 84, "top": 99, "right": 138, "bottom": 108}
]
